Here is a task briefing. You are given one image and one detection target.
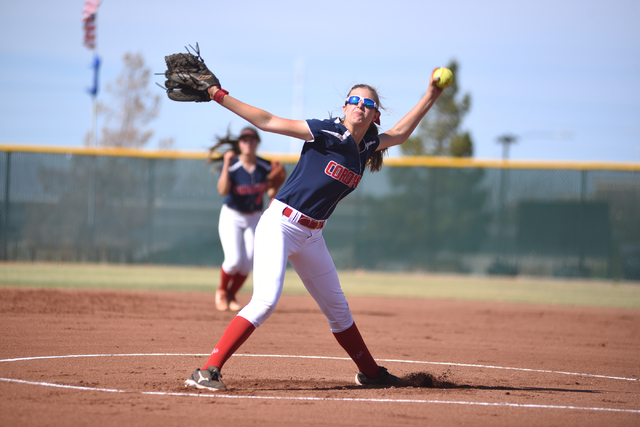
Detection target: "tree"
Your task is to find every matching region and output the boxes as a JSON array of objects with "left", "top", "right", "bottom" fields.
[
  {"left": 22, "top": 52, "right": 177, "bottom": 263},
  {"left": 353, "top": 166, "right": 490, "bottom": 271},
  {"left": 87, "top": 52, "right": 172, "bottom": 148},
  {"left": 401, "top": 60, "right": 472, "bottom": 157}
]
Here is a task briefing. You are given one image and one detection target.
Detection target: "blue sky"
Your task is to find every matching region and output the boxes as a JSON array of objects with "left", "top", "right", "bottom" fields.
[{"left": 1, "top": 0, "right": 639, "bottom": 162}]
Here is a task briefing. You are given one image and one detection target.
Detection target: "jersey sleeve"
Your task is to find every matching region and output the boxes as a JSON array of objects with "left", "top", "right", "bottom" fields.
[{"left": 305, "top": 119, "right": 337, "bottom": 147}]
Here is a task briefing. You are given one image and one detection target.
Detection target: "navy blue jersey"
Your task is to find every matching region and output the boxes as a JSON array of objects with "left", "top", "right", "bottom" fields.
[
  {"left": 223, "top": 156, "right": 272, "bottom": 213},
  {"left": 275, "top": 118, "right": 380, "bottom": 220}
]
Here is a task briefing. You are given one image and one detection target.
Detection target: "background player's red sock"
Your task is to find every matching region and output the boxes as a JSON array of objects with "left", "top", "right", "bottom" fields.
[
  {"left": 202, "top": 316, "right": 255, "bottom": 370},
  {"left": 228, "top": 273, "right": 248, "bottom": 300},
  {"left": 218, "top": 268, "right": 233, "bottom": 293},
  {"left": 332, "top": 322, "right": 380, "bottom": 378}
]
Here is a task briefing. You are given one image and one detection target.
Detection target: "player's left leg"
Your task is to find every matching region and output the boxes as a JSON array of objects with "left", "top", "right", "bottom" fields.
[
  {"left": 217, "top": 206, "right": 248, "bottom": 310},
  {"left": 217, "top": 268, "right": 234, "bottom": 311},
  {"left": 218, "top": 205, "right": 247, "bottom": 275},
  {"left": 288, "top": 232, "right": 380, "bottom": 379},
  {"left": 227, "top": 211, "right": 261, "bottom": 311},
  {"left": 227, "top": 274, "right": 248, "bottom": 312},
  {"left": 198, "top": 203, "right": 298, "bottom": 371}
]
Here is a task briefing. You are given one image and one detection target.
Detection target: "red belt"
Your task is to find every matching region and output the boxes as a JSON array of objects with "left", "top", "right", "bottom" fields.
[{"left": 282, "top": 207, "right": 325, "bottom": 230}]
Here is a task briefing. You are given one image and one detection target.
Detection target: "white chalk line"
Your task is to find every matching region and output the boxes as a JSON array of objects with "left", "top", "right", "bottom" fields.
[
  {"left": 0, "top": 353, "right": 638, "bottom": 414},
  {"left": 2, "top": 353, "right": 637, "bottom": 382},
  {"left": 236, "top": 354, "right": 640, "bottom": 383},
  {"left": 1, "top": 377, "right": 638, "bottom": 414}
]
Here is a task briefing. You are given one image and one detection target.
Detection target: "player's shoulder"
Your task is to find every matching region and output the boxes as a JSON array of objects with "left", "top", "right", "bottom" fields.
[
  {"left": 307, "top": 117, "right": 342, "bottom": 130},
  {"left": 228, "top": 158, "right": 242, "bottom": 172},
  {"left": 307, "top": 117, "right": 348, "bottom": 141},
  {"left": 255, "top": 156, "right": 272, "bottom": 171}
]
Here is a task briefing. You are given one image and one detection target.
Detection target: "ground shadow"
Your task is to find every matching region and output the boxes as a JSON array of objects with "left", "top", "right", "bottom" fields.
[{"left": 207, "top": 371, "right": 602, "bottom": 394}]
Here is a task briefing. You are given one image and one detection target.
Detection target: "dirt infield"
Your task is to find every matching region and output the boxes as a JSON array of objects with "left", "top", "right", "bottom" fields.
[{"left": 1, "top": 287, "right": 639, "bottom": 426}]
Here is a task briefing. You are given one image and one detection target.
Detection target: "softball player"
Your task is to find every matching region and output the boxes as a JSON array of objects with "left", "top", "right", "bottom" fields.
[
  {"left": 186, "top": 71, "right": 444, "bottom": 391},
  {"left": 211, "top": 127, "right": 279, "bottom": 311}
]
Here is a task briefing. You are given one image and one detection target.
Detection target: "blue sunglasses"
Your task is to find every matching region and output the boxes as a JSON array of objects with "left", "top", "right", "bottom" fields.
[{"left": 345, "top": 95, "right": 377, "bottom": 110}]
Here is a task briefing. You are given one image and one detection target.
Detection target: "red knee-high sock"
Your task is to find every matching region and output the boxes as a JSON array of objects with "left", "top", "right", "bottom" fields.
[
  {"left": 228, "top": 273, "right": 248, "bottom": 300},
  {"left": 218, "top": 268, "right": 233, "bottom": 293},
  {"left": 332, "top": 322, "right": 380, "bottom": 378},
  {"left": 202, "top": 316, "right": 256, "bottom": 370}
]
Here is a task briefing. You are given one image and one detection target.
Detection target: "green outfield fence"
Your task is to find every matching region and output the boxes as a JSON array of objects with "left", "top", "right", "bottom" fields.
[{"left": 1, "top": 144, "right": 639, "bottom": 281}]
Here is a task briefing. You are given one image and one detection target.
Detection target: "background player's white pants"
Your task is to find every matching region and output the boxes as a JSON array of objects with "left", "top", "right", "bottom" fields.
[
  {"left": 218, "top": 204, "right": 261, "bottom": 276},
  {"left": 238, "top": 199, "right": 354, "bottom": 333}
]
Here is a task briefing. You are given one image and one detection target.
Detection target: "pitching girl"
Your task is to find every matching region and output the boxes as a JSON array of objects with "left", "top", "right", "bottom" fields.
[
  {"left": 186, "top": 71, "right": 444, "bottom": 391},
  {"left": 210, "top": 127, "right": 281, "bottom": 311}
]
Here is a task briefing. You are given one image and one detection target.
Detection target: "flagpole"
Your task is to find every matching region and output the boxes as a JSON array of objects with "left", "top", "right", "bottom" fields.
[
  {"left": 91, "top": 50, "right": 98, "bottom": 147},
  {"left": 83, "top": 0, "right": 101, "bottom": 146},
  {"left": 90, "top": 59, "right": 96, "bottom": 147},
  {"left": 90, "top": 10, "right": 98, "bottom": 147}
]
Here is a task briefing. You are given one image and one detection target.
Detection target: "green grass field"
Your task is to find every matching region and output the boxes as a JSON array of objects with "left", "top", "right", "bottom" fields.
[{"left": 1, "top": 262, "right": 639, "bottom": 308}]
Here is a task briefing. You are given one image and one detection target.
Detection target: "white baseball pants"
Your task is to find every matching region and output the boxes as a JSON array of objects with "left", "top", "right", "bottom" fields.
[
  {"left": 238, "top": 199, "right": 354, "bottom": 333},
  {"left": 218, "top": 204, "right": 262, "bottom": 276}
]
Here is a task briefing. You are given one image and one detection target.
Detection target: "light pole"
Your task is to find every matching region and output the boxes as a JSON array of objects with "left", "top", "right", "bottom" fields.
[
  {"left": 496, "top": 134, "right": 519, "bottom": 160},
  {"left": 493, "top": 133, "right": 518, "bottom": 273},
  {"left": 492, "top": 130, "right": 573, "bottom": 275}
]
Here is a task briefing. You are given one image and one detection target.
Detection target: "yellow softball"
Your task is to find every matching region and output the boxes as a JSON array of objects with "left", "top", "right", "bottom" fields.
[{"left": 433, "top": 67, "right": 454, "bottom": 89}]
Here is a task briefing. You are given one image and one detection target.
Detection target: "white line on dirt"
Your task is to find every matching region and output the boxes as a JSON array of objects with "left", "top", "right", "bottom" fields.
[
  {"left": 1, "top": 353, "right": 638, "bottom": 414},
  {"left": 4, "top": 353, "right": 635, "bottom": 382},
  {"left": 1, "top": 376, "right": 638, "bottom": 414}
]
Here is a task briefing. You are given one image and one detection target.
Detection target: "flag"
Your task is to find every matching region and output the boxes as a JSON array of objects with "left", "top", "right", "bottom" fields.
[
  {"left": 88, "top": 55, "right": 101, "bottom": 97},
  {"left": 82, "top": 0, "right": 102, "bottom": 50}
]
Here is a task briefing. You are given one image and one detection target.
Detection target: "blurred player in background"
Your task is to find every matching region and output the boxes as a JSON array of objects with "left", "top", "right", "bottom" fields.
[
  {"left": 208, "top": 127, "right": 283, "bottom": 311},
  {"left": 186, "top": 70, "right": 444, "bottom": 391}
]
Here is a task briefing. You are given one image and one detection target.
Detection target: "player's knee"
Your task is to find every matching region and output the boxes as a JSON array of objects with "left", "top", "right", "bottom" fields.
[
  {"left": 222, "top": 260, "right": 241, "bottom": 274},
  {"left": 240, "top": 299, "right": 277, "bottom": 326},
  {"left": 239, "top": 260, "right": 252, "bottom": 275},
  {"left": 327, "top": 313, "right": 354, "bottom": 333}
]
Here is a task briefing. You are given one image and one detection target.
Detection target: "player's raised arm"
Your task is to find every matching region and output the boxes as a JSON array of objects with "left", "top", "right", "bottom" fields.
[
  {"left": 208, "top": 87, "right": 312, "bottom": 141},
  {"left": 160, "top": 44, "right": 312, "bottom": 141},
  {"left": 376, "top": 68, "right": 446, "bottom": 151}
]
